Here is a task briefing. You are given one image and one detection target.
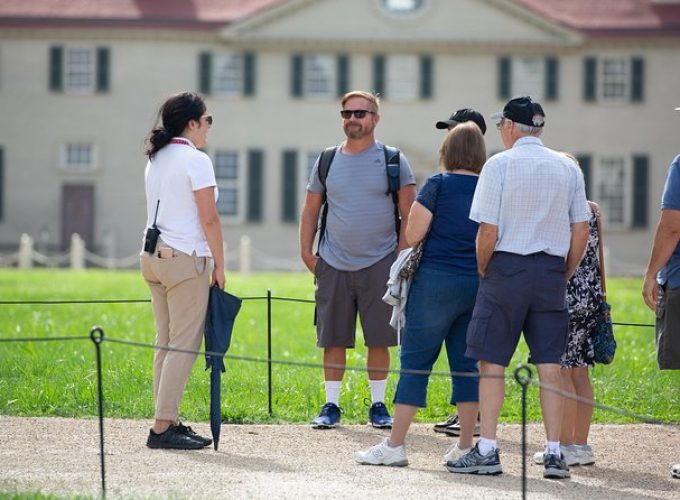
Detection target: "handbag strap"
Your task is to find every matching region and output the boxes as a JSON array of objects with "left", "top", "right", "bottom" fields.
[{"left": 594, "top": 204, "right": 607, "bottom": 299}]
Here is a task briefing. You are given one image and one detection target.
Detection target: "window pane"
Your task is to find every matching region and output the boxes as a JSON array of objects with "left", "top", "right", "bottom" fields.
[
  {"left": 600, "top": 58, "right": 628, "bottom": 101},
  {"left": 303, "top": 55, "right": 335, "bottom": 97},
  {"left": 511, "top": 57, "right": 544, "bottom": 100},
  {"left": 217, "top": 187, "right": 238, "bottom": 216},
  {"left": 598, "top": 158, "right": 626, "bottom": 225},
  {"left": 213, "top": 54, "right": 243, "bottom": 95},
  {"left": 215, "top": 152, "right": 238, "bottom": 179},
  {"left": 386, "top": 55, "right": 418, "bottom": 100},
  {"left": 64, "top": 47, "right": 94, "bottom": 91}
]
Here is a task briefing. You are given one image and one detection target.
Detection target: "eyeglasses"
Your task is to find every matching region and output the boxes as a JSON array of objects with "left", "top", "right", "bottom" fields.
[
  {"left": 340, "top": 109, "right": 375, "bottom": 119},
  {"left": 204, "top": 115, "right": 213, "bottom": 126},
  {"left": 496, "top": 118, "right": 512, "bottom": 130}
]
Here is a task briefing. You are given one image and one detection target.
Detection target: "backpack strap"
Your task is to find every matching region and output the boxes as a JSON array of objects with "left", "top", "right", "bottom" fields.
[
  {"left": 316, "top": 146, "right": 338, "bottom": 252},
  {"left": 383, "top": 145, "right": 401, "bottom": 236}
]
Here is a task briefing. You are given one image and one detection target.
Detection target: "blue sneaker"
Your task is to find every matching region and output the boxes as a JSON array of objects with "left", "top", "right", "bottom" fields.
[
  {"left": 311, "top": 402, "right": 341, "bottom": 429},
  {"left": 368, "top": 402, "right": 393, "bottom": 429}
]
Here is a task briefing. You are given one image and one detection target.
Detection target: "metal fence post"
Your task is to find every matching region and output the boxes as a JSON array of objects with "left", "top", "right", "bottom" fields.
[
  {"left": 90, "top": 326, "right": 106, "bottom": 498},
  {"left": 514, "top": 364, "right": 533, "bottom": 500},
  {"left": 267, "top": 288, "right": 272, "bottom": 416}
]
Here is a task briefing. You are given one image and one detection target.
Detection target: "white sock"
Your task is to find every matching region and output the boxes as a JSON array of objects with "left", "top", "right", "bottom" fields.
[
  {"left": 477, "top": 437, "right": 497, "bottom": 455},
  {"left": 546, "top": 441, "right": 560, "bottom": 455},
  {"left": 368, "top": 379, "right": 387, "bottom": 403},
  {"left": 324, "top": 380, "right": 342, "bottom": 406}
]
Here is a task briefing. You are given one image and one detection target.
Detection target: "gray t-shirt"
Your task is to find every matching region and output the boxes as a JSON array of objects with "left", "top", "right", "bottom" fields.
[{"left": 307, "top": 141, "right": 416, "bottom": 271}]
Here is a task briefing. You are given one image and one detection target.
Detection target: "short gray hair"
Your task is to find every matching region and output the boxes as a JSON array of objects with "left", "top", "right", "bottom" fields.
[{"left": 514, "top": 122, "right": 543, "bottom": 136}]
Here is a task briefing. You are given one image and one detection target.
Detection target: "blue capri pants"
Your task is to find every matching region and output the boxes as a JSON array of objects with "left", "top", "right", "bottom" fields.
[{"left": 393, "top": 266, "right": 479, "bottom": 408}]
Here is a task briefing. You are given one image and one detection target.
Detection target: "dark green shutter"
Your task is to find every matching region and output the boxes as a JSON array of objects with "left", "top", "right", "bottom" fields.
[
  {"left": 199, "top": 52, "right": 212, "bottom": 95},
  {"left": 49, "top": 45, "right": 63, "bottom": 92},
  {"left": 631, "top": 57, "right": 644, "bottom": 102},
  {"left": 576, "top": 154, "right": 592, "bottom": 199},
  {"left": 244, "top": 52, "right": 256, "bottom": 96},
  {"left": 373, "top": 55, "right": 385, "bottom": 97},
  {"left": 247, "top": 149, "right": 264, "bottom": 222},
  {"left": 96, "top": 47, "right": 110, "bottom": 93},
  {"left": 420, "top": 55, "right": 433, "bottom": 99},
  {"left": 336, "top": 54, "right": 349, "bottom": 98},
  {"left": 291, "top": 54, "right": 303, "bottom": 97},
  {"left": 0, "top": 148, "right": 4, "bottom": 221},
  {"left": 498, "top": 56, "right": 511, "bottom": 99},
  {"left": 545, "top": 56, "right": 558, "bottom": 101},
  {"left": 632, "top": 155, "right": 649, "bottom": 228},
  {"left": 282, "top": 150, "right": 298, "bottom": 222},
  {"left": 583, "top": 57, "right": 597, "bottom": 102}
]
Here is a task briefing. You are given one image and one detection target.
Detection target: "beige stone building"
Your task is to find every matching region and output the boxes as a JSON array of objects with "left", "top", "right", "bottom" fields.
[{"left": 1, "top": 0, "right": 679, "bottom": 273}]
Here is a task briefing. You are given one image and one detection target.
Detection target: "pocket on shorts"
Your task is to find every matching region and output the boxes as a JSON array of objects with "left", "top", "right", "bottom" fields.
[
  {"left": 487, "top": 257, "right": 525, "bottom": 278},
  {"left": 313, "top": 257, "right": 325, "bottom": 278},
  {"left": 466, "top": 305, "right": 493, "bottom": 349}
]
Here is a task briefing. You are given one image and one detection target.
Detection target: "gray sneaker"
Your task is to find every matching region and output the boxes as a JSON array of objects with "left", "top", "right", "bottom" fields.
[
  {"left": 446, "top": 442, "right": 502, "bottom": 475},
  {"left": 543, "top": 452, "right": 571, "bottom": 479}
]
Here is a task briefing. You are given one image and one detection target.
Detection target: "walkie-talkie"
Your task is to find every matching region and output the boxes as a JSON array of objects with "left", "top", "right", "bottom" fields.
[{"left": 143, "top": 200, "right": 161, "bottom": 254}]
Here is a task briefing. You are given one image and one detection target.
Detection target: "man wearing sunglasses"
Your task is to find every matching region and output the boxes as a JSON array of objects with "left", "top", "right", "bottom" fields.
[{"left": 300, "top": 90, "right": 416, "bottom": 430}]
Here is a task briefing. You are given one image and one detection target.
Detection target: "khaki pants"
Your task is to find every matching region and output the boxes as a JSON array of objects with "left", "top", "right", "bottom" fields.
[{"left": 140, "top": 244, "right": 210, "bottom": 421}]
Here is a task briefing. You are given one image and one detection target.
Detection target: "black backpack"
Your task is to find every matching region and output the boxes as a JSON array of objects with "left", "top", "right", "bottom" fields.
[{"left": 316, "top": 144, "right": 401, "bottom": 251}]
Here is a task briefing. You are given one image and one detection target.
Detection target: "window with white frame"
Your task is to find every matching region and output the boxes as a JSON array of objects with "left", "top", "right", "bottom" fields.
[
  {"left": 214, "top": 151, "right": 240, "bottom": 219},
  {"left": 596, "top": 157, "right": 628, "bottom": 227},
  {"left": 64, "top": 47, "right": 96, "bottom": 92},
  {"left": 511, "top": 57, "right": 545, "bottom": 101},
  {"left": 213, "top": 54, "right": 244, "bottom": 96},
  {"left": 599, "top": 58, "right": 629, "bottom": 101},
  {"left": 386, "top": 55, "right": 419, "bottom": 100},
  {"left": 303, "top": 55, "right": 336, "bottom": 97},
  {"left": 61, "top": 143, "right": 96, "bottom": 172}
]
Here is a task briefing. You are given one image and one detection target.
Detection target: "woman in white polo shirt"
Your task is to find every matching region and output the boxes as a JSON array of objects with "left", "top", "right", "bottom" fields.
[{"left": 140, "top": 91, "right": 225, "bottom": 450}]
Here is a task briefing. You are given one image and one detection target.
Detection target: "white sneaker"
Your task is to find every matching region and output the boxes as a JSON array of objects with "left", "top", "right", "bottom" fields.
[
  {"left": 354, "top": 438, "right": 408, "bottom": 467},
  {"left": 443, "top": 442, "right": 472, "bottom": 464},
  {"left": 572, "top": 444, "right": 594, "bottom": 465},
  {"left": 671, "top": 463, "right": 679, "bottom": 479},
  {"left": 532, "top": 446, "right": 579, "bottom": 466}
]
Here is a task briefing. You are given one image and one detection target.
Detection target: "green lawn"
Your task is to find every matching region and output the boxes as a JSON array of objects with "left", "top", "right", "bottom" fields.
[{"left": 0, "top": 269, "right": 677, "bottom": 425}]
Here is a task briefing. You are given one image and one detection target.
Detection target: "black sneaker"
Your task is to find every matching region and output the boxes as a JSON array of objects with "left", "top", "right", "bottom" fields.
[
  {"left": 434, "top": 413, "right": 481, "bottom": 437},
  {"left": 446, "top": 442, "right": 503, "bottom": 475},
  {"left": 543, "top": 452, "right": 571, "bottom": 479},
  {"left": 176, "top": 422, "right": 212, "bottom": 448},
  {"left": 146, "top": 425, "right": 204, "bottom": 450}
]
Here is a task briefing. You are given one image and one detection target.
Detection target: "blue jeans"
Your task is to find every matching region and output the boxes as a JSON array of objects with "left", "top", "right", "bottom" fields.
[{"left": 393, "top": 266, "right": 479, "bottom": 408}]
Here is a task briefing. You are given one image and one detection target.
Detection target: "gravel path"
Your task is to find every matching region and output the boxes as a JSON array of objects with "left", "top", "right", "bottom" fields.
[{"left": 1, "top": 416, "right": 679, "bottom": 499}]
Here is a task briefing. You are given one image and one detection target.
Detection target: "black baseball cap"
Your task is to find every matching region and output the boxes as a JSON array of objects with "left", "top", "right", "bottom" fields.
[
  {"left": 491, "top": 96, "right": 546, "bottom": 128},
  {"left": 436, "top": 108, "right": 487, "bottom": 135}
]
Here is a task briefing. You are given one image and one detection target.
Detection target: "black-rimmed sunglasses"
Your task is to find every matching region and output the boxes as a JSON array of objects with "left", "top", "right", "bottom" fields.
[
  {"left": 340, "top": 109, "right": 375, "bottom": 119},
  {"left": 204, "top": 115, "right": 213, "bottom": 126}
]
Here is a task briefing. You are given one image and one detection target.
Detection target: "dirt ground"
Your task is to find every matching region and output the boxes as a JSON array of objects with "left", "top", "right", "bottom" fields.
[{"left": 0, "top": 416, "right": 679, "bottom": 499}]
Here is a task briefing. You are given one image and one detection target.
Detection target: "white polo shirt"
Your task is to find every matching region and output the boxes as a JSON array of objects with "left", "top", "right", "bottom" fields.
[{"left": 144, "top": 138, "right": 217, "bottom": 257}]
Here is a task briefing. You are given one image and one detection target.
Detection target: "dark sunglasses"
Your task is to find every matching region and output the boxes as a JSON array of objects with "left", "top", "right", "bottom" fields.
[
  {"left": 340, "top": 109, "right": 375, "bottom": 119},
  {"left": 204, "top": 115, "right": 213, "bottom": 126}
]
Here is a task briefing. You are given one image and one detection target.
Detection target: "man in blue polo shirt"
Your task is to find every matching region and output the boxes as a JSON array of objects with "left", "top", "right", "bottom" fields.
[
  {"left": 642, "top": 106, "right": 680, "bottom": 479},
  {"left": 447, "top": 96, "right": 589, "bottom": 479}
]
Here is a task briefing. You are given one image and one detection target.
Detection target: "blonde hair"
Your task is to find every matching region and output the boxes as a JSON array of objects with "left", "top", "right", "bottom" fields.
[
  {"left": 439, "top": 121, "right": 486, "bottom": 174},
  {"left": 341, "top": 90, "right": 380, "bottom": 112},
  {"left": 559, "top": 151, "right": 579, "bottom": 165}
]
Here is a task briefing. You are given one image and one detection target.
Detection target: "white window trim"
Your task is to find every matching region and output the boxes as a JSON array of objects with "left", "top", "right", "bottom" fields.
[
  {"left": 593, "top": 155, "right": 632, "bottom": 229},
  {"left": 213, "top": 149, "right": 245, "bottom": 224},
  {"left": 385, "top": 54, "right": 419, "bottom": 101},
  {"left": 59, "top": 143, "right": 98, "bottom": 173},
  {"left": 511, "top": 56, "right": 545, "bottom": 101},
  {"left": 63, "top": 46, "right": 97, "bottom": 94},
  {"left": 597, "top": 57, "right": 630, "bottom": 103},
  {"left": 212, "top": 53, "right": 244, "bottom": 97},
  {"left": 302, "top": 55, "right": 336, "bottom": 99}
]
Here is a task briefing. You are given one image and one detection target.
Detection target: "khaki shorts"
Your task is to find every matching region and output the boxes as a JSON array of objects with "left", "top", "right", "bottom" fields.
[
  {"left": 656, "top": 283, "right": 680, "bottom": 370},
  {"left": 314, "top": 253, "right": 397, "bottom": 348}
]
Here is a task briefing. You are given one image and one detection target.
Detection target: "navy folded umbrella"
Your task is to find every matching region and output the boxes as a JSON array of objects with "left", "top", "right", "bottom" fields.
[{"left": 204, "top": 285, "right": 242, "bottom": 450}]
